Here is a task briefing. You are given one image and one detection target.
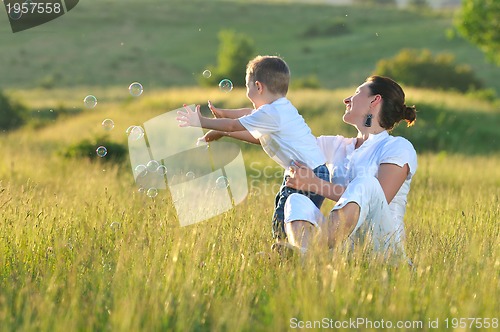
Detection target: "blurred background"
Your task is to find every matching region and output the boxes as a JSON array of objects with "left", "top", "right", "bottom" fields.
[
  {"left": 0, "top": 0, "right": 499, "bottom": 155},
  {"left": 0, "top": 0, "right": 498, "bottom": 92}
]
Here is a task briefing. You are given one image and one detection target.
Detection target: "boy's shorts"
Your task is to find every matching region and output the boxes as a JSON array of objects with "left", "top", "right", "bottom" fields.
[{"left": 272, "top": 164, "right": 329, "bottom": 239}]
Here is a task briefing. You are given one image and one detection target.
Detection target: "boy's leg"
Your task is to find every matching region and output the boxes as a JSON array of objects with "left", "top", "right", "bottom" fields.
[
  {"left": 272, "top": 175, "right": 295, "bottom": 240},
  {"left": 283, "top": 193, "right": 327, "bottom": 252},
  {"left": 272, "top": 165, "right": 329, "bottom": 239},
  {"left": 305, "top": 164, "right": 330, "bottom": 209}
]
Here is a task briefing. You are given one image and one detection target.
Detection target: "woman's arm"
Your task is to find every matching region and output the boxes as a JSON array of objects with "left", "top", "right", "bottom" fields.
[
  {"left": 286, "top": 162, "right": 409, "bottom": 203},
  {"left": 286, "top": 162, "right": 345, "bottom": 201},
  {"left": 377, "top": 163, "right": 409, "bottom": 203},
  {"left": 208, "top": 100, "right": 253, "bottom": 119},
  {"left": 177, "top": 105, "right": 247, "bottom": 132},
  {"left": 224, "top": 131, "right": 260, "bottom": 144}
]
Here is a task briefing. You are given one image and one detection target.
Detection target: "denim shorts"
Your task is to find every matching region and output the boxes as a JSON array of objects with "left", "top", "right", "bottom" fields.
[{"left": 272, "top": 164, "right": 329, "bottom": 239}]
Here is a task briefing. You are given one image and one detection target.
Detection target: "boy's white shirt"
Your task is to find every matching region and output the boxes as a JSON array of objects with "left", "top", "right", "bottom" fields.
[{"left": 238, "top": 97, "right": 325, "bottom": 170}]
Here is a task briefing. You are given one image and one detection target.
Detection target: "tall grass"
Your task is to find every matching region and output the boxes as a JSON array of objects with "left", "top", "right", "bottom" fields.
[{"left": 1, "top": 87, "right": 499, "bottom": 330}]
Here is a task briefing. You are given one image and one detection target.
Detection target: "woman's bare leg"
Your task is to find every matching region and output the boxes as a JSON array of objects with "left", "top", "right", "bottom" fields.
[
  {"left": 284, "top": 220, "right": 316, "bottom": 251},
  {"left": 284, "top": 202, "right": 360, "bottom": 251},
  {"left": 326, "top": 202, "right": 360, "bottom": 248}
]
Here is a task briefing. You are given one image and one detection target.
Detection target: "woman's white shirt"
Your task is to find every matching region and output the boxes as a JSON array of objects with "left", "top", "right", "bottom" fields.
[{"left": 317, "top": 131, "right": 418, "bottom": 224}]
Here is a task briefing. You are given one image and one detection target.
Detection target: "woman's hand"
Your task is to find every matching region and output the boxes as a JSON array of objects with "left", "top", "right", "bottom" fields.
[
  {"left": 208, "top": 100, "right": 223, "bottom": 118},
  {"left": 176, "top": 104, "right": 202, "bottom": 127},
  {"left": 197, "top": 130, "right": 224, "bottom": 144},
  {"left": 208, "top": 101, "right": 253, "bottom": 119},
  {"left": 286, "top": 161, "right": 321, "bottom": 193}
]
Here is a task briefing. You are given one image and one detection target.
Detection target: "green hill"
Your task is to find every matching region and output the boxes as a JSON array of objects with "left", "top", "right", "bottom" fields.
[{"left": 1, "top": 0, "right": 500, "bottom": 93}]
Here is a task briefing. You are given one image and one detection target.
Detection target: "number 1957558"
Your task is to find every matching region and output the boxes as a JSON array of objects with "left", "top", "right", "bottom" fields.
[{"left": 6, "top": 2, "right": 62, "bottom": 15}]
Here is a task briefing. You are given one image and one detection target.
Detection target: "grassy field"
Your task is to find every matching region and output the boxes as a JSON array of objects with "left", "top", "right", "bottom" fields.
[
  {"left": 0, "top": 86, "right": 499, "bottom": 330},
  {"left": 1, "top": 0, "right": 499, "bottom": 330},
  {"left": 1, "top": 0, "right": 500, "bottom": 94}
]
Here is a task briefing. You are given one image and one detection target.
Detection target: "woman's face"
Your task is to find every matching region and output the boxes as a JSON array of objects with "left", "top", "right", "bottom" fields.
[{"left": 342, "top": 82, "right": 373, "bottom": 126}]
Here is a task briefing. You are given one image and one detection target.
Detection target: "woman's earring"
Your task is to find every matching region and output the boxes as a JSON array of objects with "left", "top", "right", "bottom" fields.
[{"left": 364, "top": 114, "right": 373, "bottom": 127}]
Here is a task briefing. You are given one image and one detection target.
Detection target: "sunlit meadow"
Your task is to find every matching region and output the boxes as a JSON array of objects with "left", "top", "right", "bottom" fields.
[{"left": 0, "top": 87, "right": 498, "bottom": 331}]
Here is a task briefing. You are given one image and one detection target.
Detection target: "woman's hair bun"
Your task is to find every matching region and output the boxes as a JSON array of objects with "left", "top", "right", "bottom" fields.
[{"left": 403, "top": 104, "right": 417, "bottom": 127}]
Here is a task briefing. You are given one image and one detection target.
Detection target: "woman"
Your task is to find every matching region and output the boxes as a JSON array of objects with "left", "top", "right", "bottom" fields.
[{"left": 282, "top": 75, "right": 417, "bottom": 260}]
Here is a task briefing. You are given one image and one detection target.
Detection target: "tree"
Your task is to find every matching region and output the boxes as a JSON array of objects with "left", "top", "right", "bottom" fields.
[
  {"left": 199, "top": 30, "right": 256, "bottom": 88},
  {"left": 374, "top": 48, "right": 483, "bottom": 92},
  {"left": 456, "top": 0, "right": 500, "bottom": 65}
]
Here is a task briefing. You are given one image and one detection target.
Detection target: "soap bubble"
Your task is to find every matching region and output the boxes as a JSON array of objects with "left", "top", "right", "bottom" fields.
[
  {"left": 219, "top": 79, "right": 233, "bottom": 93},
  {"left": 125, "top": 126, "right": 134, "bottom": 135},
  {"left": 8, "top": 6, "right": 22, "bottom": 20},
  {"left": 110, "top": 222, "right": 121, "bottom": 231},
  {"left": 127, "top": 126, "right": 144, "bottom": 141},
  {"left": 102, "top": 119, "right": 114, "bottom": 131},
  {"left": 84, "top": 95, "right": 97, "bottom": 109},
  {"left": 96, "top": 146, "right": 107, "bottom": 157},
  {"left": 202, "top": 70, "right": 212, "bottom": 78},
  {"left": 157, "top": 165, "right": 168, "bottom": 175},
  {"left": 134, "top": 164, "right": 147, "bottom": 177},
  {"left": 185, "top": 171, "right": 195, "bottom": 180},
  {"left": 146, "top": 160, "right": 160, "bottom": 172},
  {"left": 215, "top": 176, "right": 229, "bottom": 189},
  {"left": 129, "top": 82, "right": 143, "bottom": 97},
  {"left": 147, "top": 188, "right": 158, "bottom": 198}
]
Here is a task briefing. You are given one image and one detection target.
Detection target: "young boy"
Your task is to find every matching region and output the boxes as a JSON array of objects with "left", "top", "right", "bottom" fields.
[{"left": 177, "top": 55, "right": 329, "bottom": 240}]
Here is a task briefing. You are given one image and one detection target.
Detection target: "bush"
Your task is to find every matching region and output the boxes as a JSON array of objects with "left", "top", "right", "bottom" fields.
[
  {"left": 466, "top": 87, "right": 498, "bottom": 103},
  {"left": 300, "top": 18, "right": 350, "bottom": 38},
  {"left": 374, "top": 48, "right": 483, "bottom": 92},
  {"left": 26, "top": 105, "right": 82, "bottom": 129},
  {"left": 199, "top": 30, "right": 256, "bottom": 88},
  {"left": 0, "top": 91, "right": 26, "bottom": 131},
  {"left": 60, "top": 134, "right": 128, "bottom": 163}
]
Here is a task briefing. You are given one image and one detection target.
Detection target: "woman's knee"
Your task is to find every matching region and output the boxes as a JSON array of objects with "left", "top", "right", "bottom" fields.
[
  {"left": 330, "top": 202, "right": 360, "bottom": 229},
  {"left": 285, "top": 220, "right": 315, "bottom": 247}
]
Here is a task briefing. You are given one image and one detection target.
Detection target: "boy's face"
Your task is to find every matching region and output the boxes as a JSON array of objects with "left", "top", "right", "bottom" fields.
[{"left": 245, "top": 73, "right": 259, "bottom": 106}]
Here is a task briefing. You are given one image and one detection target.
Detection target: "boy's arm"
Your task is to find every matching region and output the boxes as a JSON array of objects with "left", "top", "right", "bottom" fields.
[
  {"left": 201, "top": 117, "right": 246, "bottom": 132},
  {"left": 209, "top": 100, "right": 253, "bottom": 119},
  {"left": 199, "top": 130, "right": 260, "bottom": 145},
  {"left": 177, "top": 105, "right": 246, "bottom": 132},
  {"left": 224, "top": 131, "right": 260, "bottom": 144}
]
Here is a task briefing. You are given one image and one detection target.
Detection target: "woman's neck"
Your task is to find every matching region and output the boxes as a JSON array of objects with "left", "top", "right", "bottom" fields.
[{"left": 355, "top": 128, "right": 386, "bottom": 148}]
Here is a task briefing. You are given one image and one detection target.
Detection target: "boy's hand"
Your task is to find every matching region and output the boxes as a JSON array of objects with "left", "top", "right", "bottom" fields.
[
  {"left": 208, "top": 100, "right": 223, "bottom": 118},
  {"left": 177, "top": 104, "right": 202, "bottom": 127},
  {"left": 197, "top": 130, "right": 224, "bottom": 144}
]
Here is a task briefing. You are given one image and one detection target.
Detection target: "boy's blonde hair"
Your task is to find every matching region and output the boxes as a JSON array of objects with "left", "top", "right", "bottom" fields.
[{"left": 246, "top": 55, "right": 290, "bottom": 95}]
